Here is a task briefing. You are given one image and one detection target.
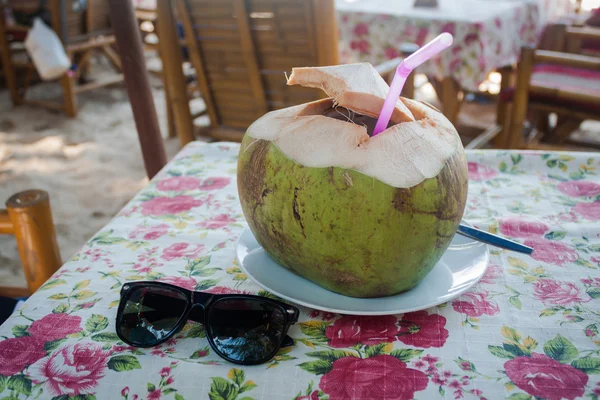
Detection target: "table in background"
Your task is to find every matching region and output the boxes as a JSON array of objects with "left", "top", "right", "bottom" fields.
[
  {"left": 336, "top": 0, "right": 572, "bottom": 124},
  {"left": 1, "top": 142, "right": 600, "bottom": 399}
]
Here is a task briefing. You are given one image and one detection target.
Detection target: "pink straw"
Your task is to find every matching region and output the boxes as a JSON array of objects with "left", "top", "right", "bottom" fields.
[{"left": 372, "top": 33, "right": 454, "bottom": 136}]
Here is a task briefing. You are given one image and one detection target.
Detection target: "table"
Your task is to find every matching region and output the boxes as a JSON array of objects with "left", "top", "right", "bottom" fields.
[
  {"left": 336, "top": 0, "right": 571, "bottom": 123},
  {"left": 1, "top": 142, "right": 600, "bottom": 399}
]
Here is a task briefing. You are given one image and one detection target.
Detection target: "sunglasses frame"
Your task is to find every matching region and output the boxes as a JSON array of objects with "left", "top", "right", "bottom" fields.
[{"left": 115, "top": 281, "right": 300, "bottom": 365}]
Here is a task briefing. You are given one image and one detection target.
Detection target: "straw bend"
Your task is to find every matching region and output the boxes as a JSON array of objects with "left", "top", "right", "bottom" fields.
[{"left": 372, "top": 33, "right": 454, "bottom": 136}]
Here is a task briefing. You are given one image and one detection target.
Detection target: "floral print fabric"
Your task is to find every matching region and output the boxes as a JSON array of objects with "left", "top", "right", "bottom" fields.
[
  {"left": 336, "top": 0, "right": 572, "bottom": 91},
  {"left": 0, "top": 143, "right": 599, "bottom": 400}
]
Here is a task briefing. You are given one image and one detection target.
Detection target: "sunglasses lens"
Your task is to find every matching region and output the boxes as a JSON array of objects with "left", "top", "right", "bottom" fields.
[
  {"left": 118, "top": 286, "right": 188, "bottom": 346},
  {"left": 207, "top": 299, "right": 285, "bottom": 363}
]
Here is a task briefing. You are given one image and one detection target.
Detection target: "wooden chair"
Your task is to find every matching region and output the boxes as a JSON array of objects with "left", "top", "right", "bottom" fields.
[
  {"left": 496, "top": 46, "right": 600, "bottom": 149},
  {"left": 158, "top": 0, "right": 416, "bottom": 145},
  {"left": 0, "top": 0, "right": 123, "bottom": 117},
  {"left": 0, "top": 190, "right": 62, "bottom": 297}
]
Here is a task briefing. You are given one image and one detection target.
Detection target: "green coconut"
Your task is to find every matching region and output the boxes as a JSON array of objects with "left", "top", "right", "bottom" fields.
[{"left": 238, "top": 63, "right": 468, "bottom": 298}]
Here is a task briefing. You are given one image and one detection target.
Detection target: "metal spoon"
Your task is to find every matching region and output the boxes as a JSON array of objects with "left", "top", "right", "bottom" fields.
[{"left": 457, "top": 223, "right": 534, "bottom": 255}]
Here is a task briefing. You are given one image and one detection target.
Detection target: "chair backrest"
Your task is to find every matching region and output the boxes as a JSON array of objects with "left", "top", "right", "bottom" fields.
[
  {"left": 176, "top": 0, "right": 339, "bottom": 132},
  {"left": 51, "top": 0, "right": 112, "bottom": 42}
]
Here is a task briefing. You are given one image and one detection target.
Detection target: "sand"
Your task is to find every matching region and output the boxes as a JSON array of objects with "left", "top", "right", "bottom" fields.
[{"left": 0, "top": 74, "right": 182, "bottom": 288}]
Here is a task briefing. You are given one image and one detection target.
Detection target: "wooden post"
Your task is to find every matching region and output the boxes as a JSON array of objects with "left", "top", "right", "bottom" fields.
[
  {"left": 0, "top": 5, "right": 22, "bottom": 105},
  {"left": 440, "top": 77, "right": 462, "bottom": 126},
  {"left": 312, "top": 0, "right": 339, "bottom": 66},
  {"left": 506, "top": 47, "right": 535, "bottom": 149},
  {"left": 492, "top": 66, "right": 513, "bottom": 148},
  {"left": 156, "top": 0, "right": 195, "bottom": 146},
  {"left": 60, "top": 74, "right": 78, "bottom": 117},
  {"left": 108, "top": 0, "right": 167, "bottom": 178},
  {"left": 6, "top": 190, "right": 62, "bottom": 293}
]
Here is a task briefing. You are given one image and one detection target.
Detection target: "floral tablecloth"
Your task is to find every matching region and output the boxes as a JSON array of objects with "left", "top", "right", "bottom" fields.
[
  {"left": 1, "top": 143, "right": 600, "bottom": 400},
  {"left": 336, "top": 0, "right": 571, "bottom": 91}
]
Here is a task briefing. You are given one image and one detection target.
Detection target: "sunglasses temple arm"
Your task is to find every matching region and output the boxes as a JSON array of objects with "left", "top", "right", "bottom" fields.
[{"left": 281, "top": 334, "right": 295, "bottom": 348}]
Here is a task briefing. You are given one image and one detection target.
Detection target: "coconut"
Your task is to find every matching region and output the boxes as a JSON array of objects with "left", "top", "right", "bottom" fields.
[{"left": 237, "top": 63, "right": 468, "bottom": 298}]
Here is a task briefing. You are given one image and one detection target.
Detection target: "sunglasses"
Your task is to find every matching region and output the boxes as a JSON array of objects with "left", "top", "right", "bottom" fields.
[{"left": 115, "top": 281, "right": 300, "bottom": 365}]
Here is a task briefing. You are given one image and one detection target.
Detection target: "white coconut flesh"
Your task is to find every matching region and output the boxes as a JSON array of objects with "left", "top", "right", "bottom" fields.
[{"left": 245, "top": 62, "right": 463, "bottom": 189}]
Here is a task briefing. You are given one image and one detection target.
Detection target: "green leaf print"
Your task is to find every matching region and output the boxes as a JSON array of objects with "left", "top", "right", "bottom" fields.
[
  {"left": 85, "top": 314, "right": 109, "bottom": 333},
  {"left": 11, "top": 325, "right": 29, "bottom": 337},
  {"left": 544, "top": 231, "right": 566, "bottom": 240},
  {"left": 488, "top": 345, "right": 517, "bottom": 359},
  {"left": 543, "top": 334, "right": 578, "bottom": 362},
  {"left": 7, "top": 375, "right": 32, "bottom": 395},
  {"left": 107, "top": 355, "right": 142, "bottom": 372},
  {"left": 208, "top": 377, "right": 238, "bottom": 400},
  {"left": 389, "top": 349, "right": 424, "bottom": 362},
  {"left": 298, "top": 360, "right": 334, "bottom": 375},
  {"left": 571, "top": 357, "right": 600, "bottom": 374},
  {"left": 305, "top": 350, "right": 356, "bottom": 362}
]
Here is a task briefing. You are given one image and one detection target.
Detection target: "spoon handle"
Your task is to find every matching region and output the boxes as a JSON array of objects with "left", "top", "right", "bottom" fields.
[{"left": 457, "top": 224, "right": 534, "bottom": 255}]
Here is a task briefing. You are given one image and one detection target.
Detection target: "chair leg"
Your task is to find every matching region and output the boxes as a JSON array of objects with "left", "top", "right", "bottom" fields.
[
  {"left": 61, "top": 73, "right": 78, "bottom": 118},
  {"left": 0, "top": 16, "right": 22, "bottom": 105},
  {"left": 492, "top": 66, "right": 513, "bottom": 148},
  {"left": 440, "top": 77, "right": 462, "bottom": 126},
  {"left": 534, "top": 111, "right": 550, "bottom": 135},
  {"left": 506, "top": 47, "right": 535, "bottom": 149},
  {"left": 6, "top": 190, "right": 62, "bottom": 294}
]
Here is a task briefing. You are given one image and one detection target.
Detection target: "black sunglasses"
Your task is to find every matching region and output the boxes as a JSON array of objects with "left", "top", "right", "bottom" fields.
[{"left": 115, "top": 281, "right": 299, "bottom": 365}]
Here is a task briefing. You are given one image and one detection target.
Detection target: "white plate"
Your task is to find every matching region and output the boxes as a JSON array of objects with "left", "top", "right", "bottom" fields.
[{"left": 236, "top": 228, "right": 489, "bottom": 315}]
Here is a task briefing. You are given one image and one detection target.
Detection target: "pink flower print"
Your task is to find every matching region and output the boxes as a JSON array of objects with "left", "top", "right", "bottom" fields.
[
  {"left": 557, "top": 181, "right": 600, "bottom": 197},
  {"left": 199, "top": 177, "right": 230, "bottom": 191},
  {"left": 148, "top": 389, "right": 162, "bottom": 400},
  {"left": 384, "top": 47, "right": 400, "bottom": 60},
  {"left": 0, "top": 336, "right": 47, "bottom": 376},
  {"left": 468, "top": 162, "right": 496, "bottom": 181},
  {"left": 353, "top": 23, "right": 368, "bottom": 36},
  {"left": 29, "top": 343, "right": 111, "bottom": 396},
  {"left": 416, "top": 27, "right": 428, "bottom": 46},
  {"left": 157, "top": 176, "right": 200, "bottom": 191},
  {"left": 524, "top": 239, "right": 578, "bottom": 266},
  {"left": 141, "top": 196, "right": 203, "bottom": 216},
  {"left": 505, "top": 353, "right": 588, "bottom": 400},
  {"left": 161, "top": 243, "right": 204, "bottom": 261},
  {"left": 533, "top": 278, "right": 589, "bottom": 306},
  {"left": 573, "top": 201, "right": 600, "bottom": 221},
  {"left": 479, "top": 264, "right": 502, "bottom": 284},
  {"left": 350, "top": 40, "right": 370, "bottom": 53},
  {"left": 197, "top": 214, "right": 236, "bottom": 229},
  {"left": 499, "top": 217, "right": 549, "bottom": 238},
  {"left": 28, "top": 313, "right": 82, "bottom": 341},
  {"left": 441, "top": 22, "right": 455, "bottom": 36},
  {"left": 558, "top": 212, "right": 578, "bottom": 222},
  {"left": 452, "top": 291, "right": 499, "bottom": 317},
  {"left": 129, "top": 224, "right": 169, "bottom": 240},
  {"left": 159, "top": 276, "right": 197, "bottom": 291}
]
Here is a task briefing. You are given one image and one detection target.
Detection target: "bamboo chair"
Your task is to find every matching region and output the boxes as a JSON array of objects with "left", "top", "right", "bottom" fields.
[
  {"left": 158, "top": 0, "right": 415, "bottom": 145},
  {"left": 497, "top": 46, "right": 600, "bottom": 149},
  {"left": 0, "top": 0, "right": 123, "bottom": 117},
  {"left": 0, "top": 191, "right": 62, "bottom": 298}
]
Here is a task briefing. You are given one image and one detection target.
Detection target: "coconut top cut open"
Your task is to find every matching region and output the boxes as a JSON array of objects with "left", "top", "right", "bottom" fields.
[{"left": 246, "top": 63, "right": 463, "bottom": 188}]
